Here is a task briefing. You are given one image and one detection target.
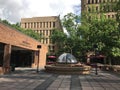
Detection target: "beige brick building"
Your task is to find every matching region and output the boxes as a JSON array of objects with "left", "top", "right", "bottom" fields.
[
  {"left": 21, "top": 16, "right": 63, "bottom": 55},
  {"left": 81, "top": 0, "right": 119, "bottom": 19}
]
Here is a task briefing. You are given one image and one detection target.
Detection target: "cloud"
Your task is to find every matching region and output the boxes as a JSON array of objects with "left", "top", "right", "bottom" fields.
[
  {"left": 49, "top": 0, "right": 81, "bottom": 16},
  {"left": 0, "top": 0, "right": 81, "bottom": 23},
  {"left": 0, "top": 0, "right": 29, "bottom": 23}
]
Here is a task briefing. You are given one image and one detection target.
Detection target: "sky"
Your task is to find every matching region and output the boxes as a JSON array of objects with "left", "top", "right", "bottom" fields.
[{"left": 0, "top": 0, "right": 81, "bottom": 24}]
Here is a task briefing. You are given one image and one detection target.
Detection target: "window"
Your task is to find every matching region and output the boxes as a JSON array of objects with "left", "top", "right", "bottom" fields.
[
  {"left": 40, "top": 30, "right": 42, "bottom": 34},
  {"left": 52, "top": 46, "right": 55, "bottom": 50},
  {"left": 96, "top": 6, "right": 99, "bottom": 12},
  {"left": 53, "top": 22, "right": 55, "bottom": 28},
  {"left": 28, "top": 23, "right": 30, "bottom": 28},
  {"left": 25, "top": 23, "right": 26, "bottom": 28},
  {"left": 92, "top": 0, "right": 94, "bottom": 3},
  {"left": 50, "top": 30, "right": 52, "bottom": 35},
  {"left": 46, "top": 30, "right": 48, "bottom": 36},
  {"left": 46, "top": 22, "right": 48, "bottom": 28},
  {"left": 43, "top": 22, "right": 45, "bottom": 28},
  {"left": 34, "top": 22, "right": 36, "bottom": 28},
  {"left": 50, "top": 38, "right": 52, "bottom": 44},
  {"left": 49, "top": 22, "right": 51, "bottom": 28},
  {"left": 43, "top": 39, "right": 45, "bottom": 44},
  {"left": 31, "top": 22, "right": 33, "bottom": 28},
  {"left": 37, "top": 22, "right": 39, "bottom": 28},
  {"left": 88, "top": 0, "right": 90, "bottom": 4},
  {"left": 95, "top": 0, "right": 98, "bottom": 3},
  {"left": 108, "top": 15, "right": 110, "bottom": 18},
  {"left": 43, "top": 30, "right": 45, "bottom": 35},
  {"left": 40, "top": 22, "right": 42, "bottom": 28},
  {"left": 46, "top": 38, "right": 48, "bottom": 44},
  {"left": 112, "top": 15, "right": 114, "bottom": 18}
]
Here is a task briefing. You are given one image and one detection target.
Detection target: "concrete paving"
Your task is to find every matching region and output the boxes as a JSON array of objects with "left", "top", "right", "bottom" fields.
[{"left": 0, "top": 67, "right": 120, "bottom": 90}]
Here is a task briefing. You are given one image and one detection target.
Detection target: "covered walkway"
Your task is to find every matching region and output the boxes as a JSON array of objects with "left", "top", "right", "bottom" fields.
[{"left": 0, "top": 22, "right": 47, "bottom": 74}]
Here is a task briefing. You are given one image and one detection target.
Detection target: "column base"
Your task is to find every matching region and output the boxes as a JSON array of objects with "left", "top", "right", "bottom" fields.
[{"left": 3, "top": 66, "right": 11, "bottom": 74}]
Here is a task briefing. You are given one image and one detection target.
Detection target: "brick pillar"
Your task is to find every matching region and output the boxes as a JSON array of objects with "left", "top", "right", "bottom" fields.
[
  {"left": 3, "top": 44, "right": 11, "bottom": 74},
  {"left": 31, "top": 51, "right": 38, "bottom": 68}
]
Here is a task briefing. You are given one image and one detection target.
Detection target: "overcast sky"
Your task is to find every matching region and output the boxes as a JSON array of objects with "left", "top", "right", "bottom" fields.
[{"left": 0, "top": 0, "right": 81, "bottom": 24}]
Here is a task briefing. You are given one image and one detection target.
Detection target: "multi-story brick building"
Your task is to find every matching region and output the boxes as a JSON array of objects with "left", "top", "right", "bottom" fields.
[
  {"left": 81, "top": 0, "right": 119, "bottom": 19},
  {"left": 21, "top": 16, "right": 63, "bottom": 55}
]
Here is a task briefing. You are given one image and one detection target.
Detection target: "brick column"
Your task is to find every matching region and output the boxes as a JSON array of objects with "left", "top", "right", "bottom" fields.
[
  {"left": 31, "top": 51, "right": 38, "bottom": 68},
  {"left": 3, "top": 44, "right": 11, "bottom": 74}
]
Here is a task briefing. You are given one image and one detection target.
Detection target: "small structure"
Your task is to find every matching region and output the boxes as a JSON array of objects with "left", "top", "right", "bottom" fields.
[
  {"left": 0, "top": 22, "right": 47, "bottom": 74},
  {"left": 45, "top": 53, "right": 91, "bottom": 74},
  {"left": 57, "top": 53, "right": 77, "bottom": 64}
]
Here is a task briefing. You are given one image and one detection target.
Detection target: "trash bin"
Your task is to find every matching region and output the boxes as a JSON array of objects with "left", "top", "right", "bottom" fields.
[{"left": 11, "top": 64, "right": 15, "bottom": 71}]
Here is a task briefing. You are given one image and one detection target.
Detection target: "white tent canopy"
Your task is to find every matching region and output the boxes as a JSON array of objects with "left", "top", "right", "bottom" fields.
[{"left": 57, "top": 53, "right": 78, "bottom": 64}]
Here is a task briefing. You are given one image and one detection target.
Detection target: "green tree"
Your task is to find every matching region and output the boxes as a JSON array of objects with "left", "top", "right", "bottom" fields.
[
  {"left": 23, "top": 29, "right": 41, "bottom": 41},
  {"left": 81, "top": 0, "right": 120, "bottom": 64},
  {"left": 51, "top": 13, "right": 83, "bottom": 59},
  {"left": 81, "top": 12, "right": 119, "bottom": 64},
  {"left": 1, "top": 20, "right": 11, "bottom": 25},
  {"left": 62, "top": 13, "right": 82, "bottom": 58},
  {"left": 50, "top": 29, "right": 67, "bottom": 55}
]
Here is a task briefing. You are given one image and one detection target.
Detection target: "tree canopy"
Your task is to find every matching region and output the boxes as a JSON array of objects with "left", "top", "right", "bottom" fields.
[{"left": 51, "top": 11, "right": 120, "bottom": 63}]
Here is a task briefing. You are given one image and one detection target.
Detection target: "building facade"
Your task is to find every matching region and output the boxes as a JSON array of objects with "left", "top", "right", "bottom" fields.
[
  {"left": 21, "top": 16, "right": 63, "bottom": 55},
  {"left": 0, "top": 22, "right": 48, "bottom": 74},
  {"left": 81, "top": 0, "right": 119, "bottom": 19}
]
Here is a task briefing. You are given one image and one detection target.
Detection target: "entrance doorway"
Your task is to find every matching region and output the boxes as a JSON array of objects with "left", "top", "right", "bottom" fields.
[
  {"left": 11, "top": 46, "right": 34, "bottom": 67},
  {"left": 0, "top": 43, "right": 4, "bottom": 67}
]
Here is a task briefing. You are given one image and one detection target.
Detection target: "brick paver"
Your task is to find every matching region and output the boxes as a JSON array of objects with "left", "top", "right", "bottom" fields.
[{"left": 0, "top": 68, "right": 120, "bottom": 90}]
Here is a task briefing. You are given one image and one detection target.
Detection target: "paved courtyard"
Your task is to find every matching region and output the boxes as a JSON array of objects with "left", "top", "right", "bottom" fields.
[{"left": 0, "top": 68, "right": 120, "bottom": 90}]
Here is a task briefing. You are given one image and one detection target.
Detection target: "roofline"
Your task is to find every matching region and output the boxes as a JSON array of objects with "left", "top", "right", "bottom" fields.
[{"left": 0, "top": 21, "right": 41, "bottom": 43}]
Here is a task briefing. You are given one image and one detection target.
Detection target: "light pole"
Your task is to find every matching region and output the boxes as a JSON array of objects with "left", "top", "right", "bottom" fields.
[
  {"left": 93, "top": 44, "right": 98, "bottom": 75},
  {"left": 36, "top": 45, "right": 41, "bottom": 73}
]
